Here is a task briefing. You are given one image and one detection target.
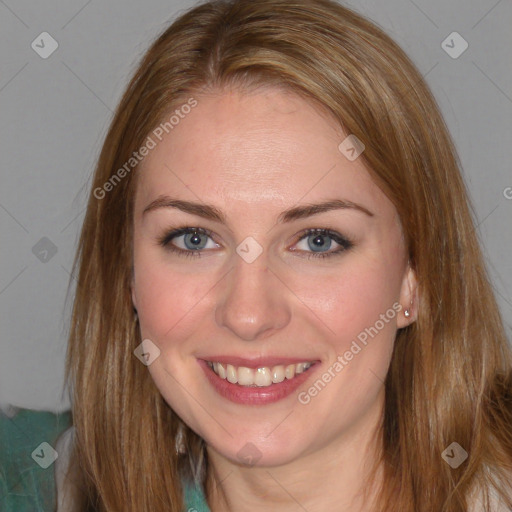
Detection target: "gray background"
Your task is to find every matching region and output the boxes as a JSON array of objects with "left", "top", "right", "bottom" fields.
[{"left": 1, "top": 0, "right": 511, "bottom": 413}]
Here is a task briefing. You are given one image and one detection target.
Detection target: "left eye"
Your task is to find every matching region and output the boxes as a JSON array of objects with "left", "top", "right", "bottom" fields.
[{"left": 292, "top": 228, "right": 353, "bottom": 259}]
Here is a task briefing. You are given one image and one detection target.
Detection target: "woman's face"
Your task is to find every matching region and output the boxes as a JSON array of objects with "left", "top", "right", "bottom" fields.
[{"left": 131, "top": 86, "right": 415, "bottom": 466}]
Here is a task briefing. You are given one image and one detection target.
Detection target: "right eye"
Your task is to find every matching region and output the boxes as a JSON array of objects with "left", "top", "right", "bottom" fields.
[{"left": 158, "top": 227, "right": 220, "bottom": 258}]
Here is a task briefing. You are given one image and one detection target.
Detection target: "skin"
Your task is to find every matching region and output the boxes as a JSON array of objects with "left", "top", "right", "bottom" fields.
[{"left": 131, "top": 86, "right": 418, "bottom": 512}]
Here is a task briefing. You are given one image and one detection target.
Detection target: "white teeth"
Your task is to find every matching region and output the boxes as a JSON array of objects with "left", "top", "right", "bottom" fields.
[
  {"left": 254, "top": 367, "right": 272, "bottom": 387},
  {"left": 207, "top": 361, "right": 314, "bottom": 387},
  {"left": 217, "top": 362, "right": 226, "bottom": 379},
  {"left": 272, "top": 365, "right": 285, "bottom": 383},
  {"left": 237, "top": 366, "right": 254, "bottom": 386},
  {"left": 296, "top": 362, "right": 309, "bottom": 374},
  {"left": 226, "top": 364, "right": 237, "bottom": 384}
]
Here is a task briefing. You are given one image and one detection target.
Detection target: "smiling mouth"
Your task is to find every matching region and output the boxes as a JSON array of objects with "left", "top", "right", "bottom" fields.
[{"left": 205, "top": 360, "right": 316, "bottom": 387}]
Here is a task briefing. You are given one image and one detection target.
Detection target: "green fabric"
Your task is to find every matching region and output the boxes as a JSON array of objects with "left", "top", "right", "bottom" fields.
[
  {"left": 0, "top": 407, "right": 210, "bottom": 511},
  {"left": 183, "top": 479, "right": 210, "bottom": 512},
  {"left": 0, "top": 406, "right": 72, "bottom": 511}
]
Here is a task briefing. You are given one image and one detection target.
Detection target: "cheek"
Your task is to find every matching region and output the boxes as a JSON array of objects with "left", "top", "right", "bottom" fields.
[
  {"left": 291, "top": 255, "right": 401, "bottom": 346},
  {"left": 289, "top": 257, "right": 402, "bottom": 402},
  {"left": 291, "top": 259, "right": 401, "bottom": 415},
  {"left": 132, "top": 246, "right": 209, "bottom": 343}
]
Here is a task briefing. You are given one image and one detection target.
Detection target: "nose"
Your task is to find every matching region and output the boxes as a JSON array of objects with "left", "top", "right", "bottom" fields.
[{"left": 214, "top": 253, "right": 292, "bottom": 341}]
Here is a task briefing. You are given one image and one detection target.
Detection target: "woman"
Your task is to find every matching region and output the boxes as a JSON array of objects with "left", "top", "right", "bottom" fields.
[{"left": 56, "top": 0, "right": 512, "bottom": 510}]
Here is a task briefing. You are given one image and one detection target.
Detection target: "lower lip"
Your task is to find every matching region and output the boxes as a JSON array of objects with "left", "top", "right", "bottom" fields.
[{"left": 198, "top": 359, "right": 319, "bottom": 405}]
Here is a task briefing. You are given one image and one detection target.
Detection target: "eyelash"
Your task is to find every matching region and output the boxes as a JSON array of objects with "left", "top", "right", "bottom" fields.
[{"left": 157, "top": 226, "right": 354, "bottom": 260}]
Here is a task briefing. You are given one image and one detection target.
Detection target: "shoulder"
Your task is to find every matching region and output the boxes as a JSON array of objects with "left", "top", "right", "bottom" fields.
[
  {"left": 0, "top": 405, "right": 73, "bottom": 510},
  {"left": 55, "top": 425, "right": 81, "bottom": 512}
]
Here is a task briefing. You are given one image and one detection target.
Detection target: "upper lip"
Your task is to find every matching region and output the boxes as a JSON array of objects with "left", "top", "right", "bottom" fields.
[{"left": 200, "top": 355, "right": 320, "bottom": 369}]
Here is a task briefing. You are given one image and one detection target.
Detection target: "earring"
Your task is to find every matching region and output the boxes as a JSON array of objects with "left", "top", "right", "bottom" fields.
[
  {"left": 175, "top": 422, "right": 187, "bottom": 455},
  {"left": 404, "top": 309, "right": 411, "bottom": 318}
]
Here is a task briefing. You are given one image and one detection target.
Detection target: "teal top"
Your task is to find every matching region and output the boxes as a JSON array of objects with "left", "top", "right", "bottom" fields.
[
  {"left": 183, "top": 480, "right": 210, "bottom": 512},
  {"left": 0, "top": 407, "right": 210, "bottom": 511}
]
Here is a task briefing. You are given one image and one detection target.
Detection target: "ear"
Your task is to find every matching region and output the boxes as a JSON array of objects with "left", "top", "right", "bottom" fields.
[{"left": 396, "top": 263, "right": 418, "bottom": 328}]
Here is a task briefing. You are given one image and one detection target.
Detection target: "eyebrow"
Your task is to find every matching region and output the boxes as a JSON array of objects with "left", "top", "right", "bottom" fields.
[{"left": 142, "top": 196, "right": 374, "bottom": 223}]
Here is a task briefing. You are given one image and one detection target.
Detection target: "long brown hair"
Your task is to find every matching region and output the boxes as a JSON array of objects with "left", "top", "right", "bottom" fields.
[{"left": 64, "top": 0, "right": 512, "bottom": 510}]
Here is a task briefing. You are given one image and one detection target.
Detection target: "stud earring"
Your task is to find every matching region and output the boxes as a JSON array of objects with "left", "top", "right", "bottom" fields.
[{"left": 404, "top": 309, "right": 411, "bottom": 318}]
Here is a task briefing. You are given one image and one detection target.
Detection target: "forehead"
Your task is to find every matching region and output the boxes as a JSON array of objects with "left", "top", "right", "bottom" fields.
[{"left": 134, "top": 87, "right": 392, "bottom": 219}]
